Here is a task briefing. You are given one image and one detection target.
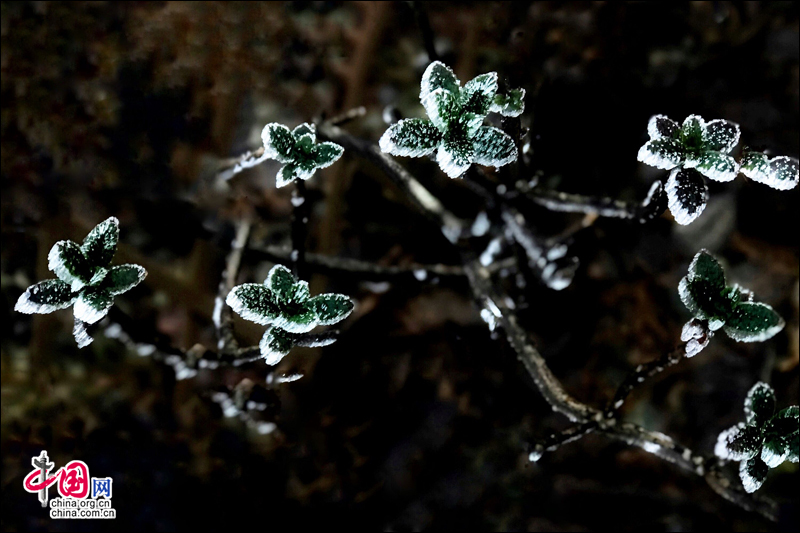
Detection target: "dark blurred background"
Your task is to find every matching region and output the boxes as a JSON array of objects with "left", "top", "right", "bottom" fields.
[{"left": 1, "top": 2, "right": 798, "bottom": 531}]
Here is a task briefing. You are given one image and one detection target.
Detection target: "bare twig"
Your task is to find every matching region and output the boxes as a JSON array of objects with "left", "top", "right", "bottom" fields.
[
  {"left": 214, "top": 219, "right": 251, "bottom": 353},
  {"left": 291, "top": 180, "right": 309, "bottom": 278},
  {"left": 410, "top": 1, "right": 440, "bottom": 62}
]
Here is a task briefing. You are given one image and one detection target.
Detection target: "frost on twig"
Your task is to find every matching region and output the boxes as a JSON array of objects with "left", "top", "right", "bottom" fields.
[
  {"left": 226, "top": 264, "right": 354, "bottom": 365},
  {"left": 14, "top": 217, "right": 147, "bottom": 347},
  {"left": 380, "top": 61, "right": 523, "bottom": 178},
  {"left": 679, "top": 250, "right": 784, "bottom": 342},
  {"left": 715, "top": 382, "right": 798, "bottom": 492}
]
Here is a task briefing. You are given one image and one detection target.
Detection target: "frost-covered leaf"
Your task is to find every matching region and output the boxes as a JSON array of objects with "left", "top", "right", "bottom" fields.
[
  {"left": 665, "top": 168, "right": 708, "bottom": 225},
  {"left": 685, "top": 151, "right": 739, "bottom": 182},
  {"left": 715, "top": 423, "right": 762, "bottom": 461},
  {"left": 423, "top": 88, "right": 459, "bottom": 131},
  {"left": 81, "top": 217, "right": 119, "bottom": 268},
  {"left": 310, "top": 142, "right": 343, "bottom": 169},
  {"left": 292, "top": 123, "right": 316, "bottom": 142},
  {"left": 379, "top": 118, "right": 442, "bottom": 157},
  {"left": 764, "top": 406, "right": 799, "bottom": 440},
  {"left": 74, "top": 286, "right": 114, "bottom": 325},
  {"left": 680, "top": 115, "right": 705, "bottom": 150},
  {"left": 274, "top": 302, "right": 318, "bottom": 334},
  {"left": 101, "top": 264, "right": 147, "bottom": 296},
  {"left": 265, "top": 264, "right": 309, "bottom": 304},
  {"left": 702, "top": 119, "right": 740, "bottom": 153},
  {"left": 740, "top": 152, "right": 799, "bottom": 191},
  {"left": 744, "top": 382, "right": 776, "bottom": 428},
  {"left": 490, "top": 88, "right": 525, "bottom": 117},
  {"left": 460, "top": 72, "right": 498, "bottom": 116},
  {"left": 678, "top": 250, "right": 728, "bottom": 330},
  {"left": 14, "top": 279, "right": 77, "bottom": 314},
  {"left": 261, "top": 123, "right": 296, "bottom": 163},
  {"left": 761, "top": 437, "right": 790, "bottom": 468},
  {"left": 437, "top": 138, "right": 473, "bottom": 178},
  {"left": 72, "top": 316, "right": 93, "bottom": 348},
  {"left": 646, "top": 114, "right": 680, "bottom": 140},
  {"left": 276, "top": 164, "right": 298, "bottom": 188},
  {"left": 420, "top": 61, "right": 460, "bottom": 102},
  {"left": 739, "top": 456, "right": 768, "bottom": 493},
  {"left": 259, "top": 326, "right": 295, "bottom": 366},
  {"left": 48, "top": 240, "right": 94, "bottom": 291},
  {"left": 723, "top": 302, "right": 785, "bottom": 342},
  {"left": 226, "top": 284, "right": 282, "bottom": 326},
  {"left": 308, "top": 293, "right": 354, "bottom": 326},
  {"left": 472, "top": 126, "right": 517, "bottom": 168},
  {"left": 637, "top": 138, "right": 684, "bottom": 170}
]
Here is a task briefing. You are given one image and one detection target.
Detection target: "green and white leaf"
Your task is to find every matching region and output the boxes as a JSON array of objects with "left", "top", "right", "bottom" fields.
[
  {"left": 379, "top": 118, "right": 442, "bottom": 157},
  {"left": 420, "top": 61, "right": 460, "bottom": 102},
  {"left": 472, "top": 126, "right": 517, "bottom": 168},
  {"left": 261, "top": 123, "right": 296, "bottom": 163},
  {"left": 723, "top": 302, "right": 785, "bottom": 342},
  {"left": 423, "top": 88, "right": 459, "bottom": 131},
  {"left": 678, "top": 249, "right": 728, "bottom": 330},
  {"left": 761, "top": 436, "right": 790, "bottom": 468},
  {"left": 646, "top": 115, "right": 679, "bottom": 140},
  {"left": 490, "top": 88, "right": 525, "bottom": 117},
  {"left": 702, "top": 119, "right": 740, "bottom": 153},
  {"left": 72, "top": 316, "right": 94, "bottom": 348},
  {"left": 14, "top": 279, "right": 77, "bottom": 314},
  {"left": 437, "top": 137, "right": 473, "bottom": 178},
  {"left": 310, "top": 142, "right": 344, "bottom": 169},
  {"left": 740, "top": 152, "right": 799, "bottom": 191},
  {"left": 48, "top": 240, "right": 94, "bottom": 291},
  {"left": 684, "top": 151, "right": 739, "bottom": 182},
  {"left": 81, "top": 216, "right": 119, "bottom": 268},
  {"left": 665, "top": 168, "right": 708, "bottom": 225},
  {"left": 74, "top": 286, "right": 114, "bottom": 325},
  {"left": 308, "top": 293, "right": 354, "bottom": 326},
  {"left": 460, "top": 72, "right": 498, "bottom": 116},
  {"left": 744, "top": 382, "right": 776, "bottom": 427},
  {"left": 714, "top": 423, "right": 762, "bottom": 461},
  {"left": 259, "top": 326, "right": 296, "bottom": 366},
  {"left": 265, "top": 264, "right": 309, "bottom": 305},
  {"left": 739, "top": 456, "right": 768, "bottom": 493},
  {"left": 292, "top": 123, "right": 316, "bottom": 143},
  {"left": 637, "top": 138, "right": 684, "bottom": 170},
  {"left": 272, "top": 302, "right": 319, "bottom": 334},
  {"left": 226, "top": 284, "right": 282, "bottom": 326},
  {"left": 101, "top": 264, "right": 147, "bottom": 296},
  {"left": 680, "top": 115, "right": 705, "bottom": 149}
]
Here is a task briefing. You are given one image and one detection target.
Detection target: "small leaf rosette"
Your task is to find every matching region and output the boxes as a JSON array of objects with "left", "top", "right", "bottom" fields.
[
  {"left": 380, "top": 61, "right": 524, "bottom": 178},
  {"left": 226, "top": 264, "right": 354, "bottom": 365},
  {"left": 715, "top": 382, "right": 799, "bottom": 493},
  {"left": 261, "top": 122, "right": 344, "bottom": 187},
  {"left": 14, "top": 217, "right": 147, "bottom": 348},
  {"left": 740, "top": 150, "right": 799, "bottom": 191},
  {"left": 679, "top": 250, "right": 784, "bottom": 343}
]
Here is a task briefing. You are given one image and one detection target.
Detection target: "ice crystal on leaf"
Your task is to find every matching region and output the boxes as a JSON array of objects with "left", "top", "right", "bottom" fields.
[
  {"left": 260, "top": 122, "right": 344, "bottom": 187},
  {"left": 379, "top": 61, "right": 522, "bottom": 178},
  {"left": 14, "top": 217, "right": 147, "bottom": 348},
  {"left": 715, "top": 382, "right": 798, "bottom": 492},
  {"left": 678, "top": 250, "right": 784, "bottom": 343},
  {"left": 226, "top": 264, "right": 354, "bottom": 365},
  {"left": 740, "top": 151, "right": 799, "bottom": 191}
]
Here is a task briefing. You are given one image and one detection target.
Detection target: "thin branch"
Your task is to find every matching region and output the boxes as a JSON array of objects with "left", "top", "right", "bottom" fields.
[
  {"left": 291, "top": 180, "right": 309, "bottom": 279},
  {"left": 528, "top": 421, "right": 598, "bottom": 462},
  {"left": 410, "top": 1, "right": 440, "bottom": 62},
  {"left": 214, "top": 219, "right": 251, "bottom": 353}
]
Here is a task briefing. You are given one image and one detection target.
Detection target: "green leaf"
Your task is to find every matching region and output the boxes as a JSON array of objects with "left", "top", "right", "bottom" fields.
[
  {"left": 761, "top": 436, "right": 790, "bottom": 468},
  {"left": 292, "top": 123, "right": 316, "bottom": 142},
  {"left": 265, "top": 264, "right": 309, "bottom": 305},
  {"left": 420, "top": 61, "right": 460, "bottom": 102},
  {"left": 226, "top": 283, "right": 282, "bottom": 326},
  {"left": 460, "top": 72, "right": 498, "bottom": 116},
  {"left": 310, "top": 142, "right": 344, "bottom": 169},
  {"left": 472, "top": 126, "right": 517, "bottom": 168},
  {"left": 379, "top": 118, "right": 442, "bottom": 157},
  {"left": 744, "top": 382, "right": 776, "bottom": 428},
  {"left": 273, "top": 302, "right": 319, "bottom": 334},
  {"left": 101, "top": 264, "right": 147, "bottom": 296},
  {"left": 276, "top": 164, "right": 298, "bottom": 188},
  {"left": 48, "top": 240, "right": 94, "bottom": 291},
  {"left": 74, "top": 286, "right": 114, "bottom": 325},
  {"left": 741, "top": 152, "right": 799, "bottom": 191},
  {"left": 739, "top": 456, "right": 768, "bottom": 493},
  {"left": 637, "top": 138, "right": 684, "bottom": 170},
  {"left": 665, "top": 167, "right": 708, "bottom": 225},
  {"left": 702, "top": 119, "right": 740, "bottom": 153},
  {"left": 261, "top": 123, "right": 296, "bottom": 163},
  {"left": 689, "top": 249, "right": 727, "bottom": 289},
  {"left": 14, "top": 279, "right": 77, "bottom": 314},
  {"left": 646, "top": 115, "right": 679, "bottom": 140},
  {"left": 490, "top": 88, "right": 525, "bottom": 117},
  {"left": 764, "top": 406, "right": 799, "bottom": 440},
  {"left": 678, "top": 249, "right": 729, "bottom": 330},
  {"left": 307, "top": 293, "right": 354, "bottom": 326},
  {"left": 716, "top": 423, "right": 763, "bottom": 461},
  {"left": 437, "top": 137, "right": 474, "bottom": 178},
  {"left": 680, "top": 115, "right": 705, "bottom": 151},
  {"left": 685, "top": 151, "right": 739, "bottom": 182},
  {"left": 423, "top": 88, "right": 459, "bottom": 131},
  {"left": 259, "top": 326, "right": 296, "bottom": 366},
  {"left": 723, "top": 302, "right": 785, "bottom": 342},
  {"left": 81, "top": 217, "right": 119, "bottom": 268}
]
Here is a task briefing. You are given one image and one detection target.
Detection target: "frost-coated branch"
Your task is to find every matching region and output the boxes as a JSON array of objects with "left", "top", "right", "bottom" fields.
[
  {"left": 291, "top": 180, "right": 309, "bottom": 278},
  {"left": 528, "top": 421, "right": 598, "bottom": 462},
  {"left": 214, "top": 219, "right": 251, "bottom": 353}
]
